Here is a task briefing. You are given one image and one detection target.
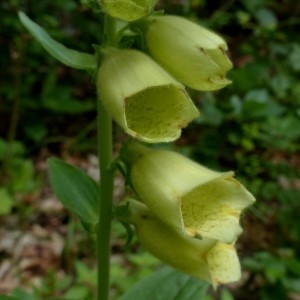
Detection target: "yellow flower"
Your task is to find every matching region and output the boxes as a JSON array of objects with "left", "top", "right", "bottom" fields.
[
  {"left": 119, "top": 198, "right": 242, "bottom": 286},
  {"left": 97, "top": 48, "right": 199, "bottom": 143},
  {"left": 136, "top": 15, "right": 233, "bottom": 91},
  {"left": 121, "top": 142, "right": 255, "bottom": 244},
  {"left": 99, "top": 0, "right": 158, "bottom": 21}
]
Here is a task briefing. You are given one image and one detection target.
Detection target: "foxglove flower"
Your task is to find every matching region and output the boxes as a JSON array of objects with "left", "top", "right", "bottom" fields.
[
  {"left": 137, "top": 15, "right": 233, "bottom": 91},
  {"left": 121, "top": 142, "right": 255, "bottom": 244},
  {"left": 120, "top": 198, "right": 242, "bottom": 286},
  {"left": 97, "top": 49, "right": 199, "bottom": 143}
]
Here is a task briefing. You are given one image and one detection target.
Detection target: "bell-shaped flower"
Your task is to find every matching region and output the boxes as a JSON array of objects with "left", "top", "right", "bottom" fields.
[
  {"left": 99, "top": 0, "right": 158, "bottom": 22},
  {"left": 121, "top": 142, "right": 255, "bottom": 244},
  {"left": 118, "top": 198, "right": 242, "bottom": 287},
  {"left": 97, "top": 48, "right": 199, "bottom": 143},
  {"left": 136, "top": 15, "right": 233, "bottom": 91}
]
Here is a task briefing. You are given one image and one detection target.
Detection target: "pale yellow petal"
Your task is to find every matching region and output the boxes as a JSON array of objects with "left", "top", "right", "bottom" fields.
[
  {"left": 122, "top": 199, "right": 216, "bottom": 282},
  {"left": 206, "top": 242, "right": 241, "bottom": 288},
  {"left": 181, "top": 173, "right": 255, "bottom": 243}
]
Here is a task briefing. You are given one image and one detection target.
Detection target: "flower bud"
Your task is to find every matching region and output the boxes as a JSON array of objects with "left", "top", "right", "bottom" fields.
[
  {"left": 97, "top": 49, "right": 199, "bottom": 143},
  {"left": 121, "top": 142, "right": 255, "bottom": 243},
  {"left": 99, "top": 0, "right": 158, "bottom": 22},
  {"left": 120, "top": 198, "right": 241, "bottom": 286},
  {"left": 137, "top": 15, "right": 233, "bottom": 91}
]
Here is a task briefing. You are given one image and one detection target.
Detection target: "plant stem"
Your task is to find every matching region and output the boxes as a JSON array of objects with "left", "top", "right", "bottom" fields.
[
  {"left": 97, "top": 100, "right": 113, "bottom": 300},
  {"left": 5, "top": 36, "right": 24, "bottom": 176},
  {"left": 104, "top": 12, "right": 118, "bottom": 47},
  {"left": 96, "top": 14, "right": 117, "bottom": 300}
]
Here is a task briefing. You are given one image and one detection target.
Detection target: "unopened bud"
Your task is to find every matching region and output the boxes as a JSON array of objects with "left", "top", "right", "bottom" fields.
[{"left": 99, "top": 0, "right": 158, "bottom": 22}]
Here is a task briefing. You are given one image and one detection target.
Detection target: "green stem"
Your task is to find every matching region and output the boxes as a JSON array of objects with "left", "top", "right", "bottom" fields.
[
  {"left": 104, "top": 13, "right": 118, "bottom": 47},
  {"left": 96, "top": 14, "right": 117, "bottom": 300},
  {"left": 97, "top": 100, "right": 113, "bottom": 300},
  {"left": 5, "top": 36, "right": 24, "bottom": 176}
]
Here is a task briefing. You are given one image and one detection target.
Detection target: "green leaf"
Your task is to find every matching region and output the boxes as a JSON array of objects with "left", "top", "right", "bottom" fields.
[
  {"left": 0, "top": 297, "right": 18, "bottom": 300},
  {"left": 18, "top": 11, "right": 97, "bottom": 70},
  {"left": 75, "top": 261, "right": 97, "bottom": 285},
  {"left": 0, "top": 188, "right": 15, "bottom": 215},
  {"left": 45, "top": 298, "right": 85, "bottom": 300},
  {"left": 242, "top": 89, "right": 285, "bottom": 119},
  {"left": 220, "top": 289, "right": 235, "bottom": 300},
  {"left": 120, "top": 266, "right": 209, "bottom": 300},
  {"left": 288, "top": 44, "right": 300, "bottom": 72},
  {"left": 0, "top": 138, "right": 25, "bottom": 160},
  {"left": 11, "top": 288, "right": 38, "bottom": 300},
  {"left": 255, "top": 8, "right": 278, "bottom": 30},
  {"left": 48, "top": 158, "right": 99, "bottom": 231}
]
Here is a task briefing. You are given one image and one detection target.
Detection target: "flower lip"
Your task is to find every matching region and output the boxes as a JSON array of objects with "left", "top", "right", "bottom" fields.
[
  {"left": 206, "top": 242, "right": 241, "bottom": 287},
  {"left": 181, "top": 174, "right": 254, "bottom": 243},
  {"left": 124, "top": 85, "right": 199, "bottom": 143}
]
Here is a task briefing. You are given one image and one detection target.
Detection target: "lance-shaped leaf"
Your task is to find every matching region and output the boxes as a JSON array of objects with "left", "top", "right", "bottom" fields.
[
  {"left": 18, "top": 11, "right": 97, "bottom": 70},
  {"left": 120, "top": 265, "right": 209, "bottom": 300},
  {"left": 48, "top": 158, "right": 99, "bottom": 231}
]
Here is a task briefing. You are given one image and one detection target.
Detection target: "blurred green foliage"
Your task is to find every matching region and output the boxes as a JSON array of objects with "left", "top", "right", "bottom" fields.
[{"left": 1, "top": 0, "right": 300, "bottom": 299}]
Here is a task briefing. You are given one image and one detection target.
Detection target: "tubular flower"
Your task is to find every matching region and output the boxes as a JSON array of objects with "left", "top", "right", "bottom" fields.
[
  {"left": 99, "top": 0, "right": 158, "bottom": 22},
  {"left": 119, "top": 198, "right": 241, "bottom": 286},
  {"left": 137, "top": 15, "right": 233, "bottom": 91},
  {"left": 121, "top": 142, "right": 255, "bottom": 244},
  {"left": 97, "top": 48, "right": 199, "bottom": 143}
]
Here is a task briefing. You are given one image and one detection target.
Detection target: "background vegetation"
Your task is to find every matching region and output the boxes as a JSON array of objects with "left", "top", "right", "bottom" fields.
[{"left": 1, "top": 0, "right": 300, "bottom": 299}]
